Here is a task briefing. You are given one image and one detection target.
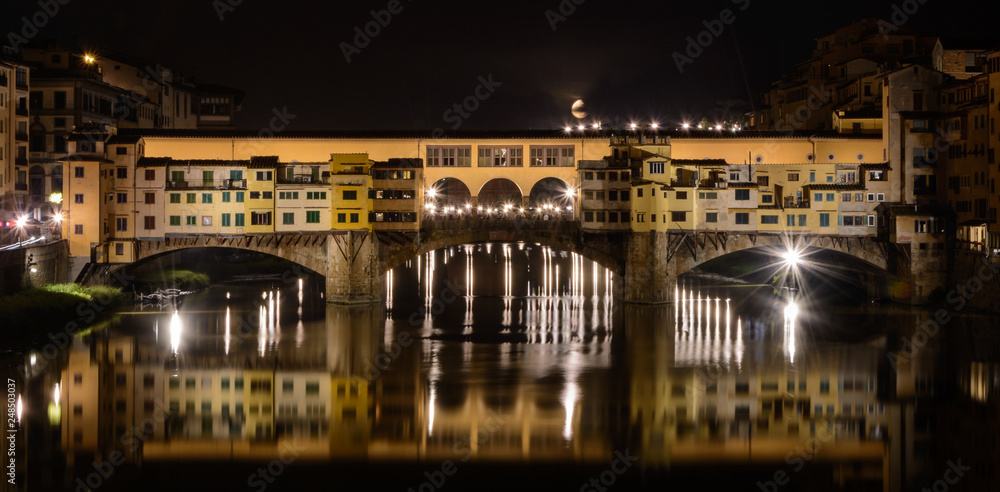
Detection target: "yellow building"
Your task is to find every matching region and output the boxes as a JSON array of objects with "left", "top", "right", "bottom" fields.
[{"left": 330, "top": 153, "right": 372, "bottom": 231}]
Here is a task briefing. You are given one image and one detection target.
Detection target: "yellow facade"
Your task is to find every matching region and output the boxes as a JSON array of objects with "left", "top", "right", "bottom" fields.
[{"left": 330, "top": 153, "right": 372, "bottom": 231}]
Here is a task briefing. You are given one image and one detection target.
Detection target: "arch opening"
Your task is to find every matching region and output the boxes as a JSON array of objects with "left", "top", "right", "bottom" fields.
[
  {"left": 528, "top": 177, "right": 572, "bottom": 209},
  {"left": 478, "top": 178, "right": 522, "bottom": 209},
  {"left": 428, "top": 178, "right": 472, "bottom": 207}
]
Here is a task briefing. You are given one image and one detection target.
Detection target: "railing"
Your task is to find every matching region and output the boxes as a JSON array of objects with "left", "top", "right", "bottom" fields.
[
  {"left": 783, "top": 200, "right": 810, "bottom": 209},
  {"left": 277, "top": 176, "right": 329, "bottom": 185},
  {"left": 166, "top": 179, "right": 247, "bottom": 190}
]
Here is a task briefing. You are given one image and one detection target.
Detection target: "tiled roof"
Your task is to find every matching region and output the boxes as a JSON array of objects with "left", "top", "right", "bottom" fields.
[
  {"left": 136, "top": 157, "right": 171, "bottom": 168},
  {"left": 671, "top": 159, "right": 729, "bottom": 166},
  {"left": 249, "top": 156, "right": 280, "bottom": 169},
  {"left": 373, "top": 158, "right": 423, "bottom": 168},
  {"left": 728, "top": 182, "right": 759, "bottom": 188},
  {"left": 106, "top": 134, "right": 143, "bottom": 145},
  {"left": 116, "top": 128, "right": 612, "bottom": 140},
  {"left": 806, "top": 183, "right": 866, "bottom": 191},
  {"left": 859, "top": 162, "right": 891, "bottom": 170}
]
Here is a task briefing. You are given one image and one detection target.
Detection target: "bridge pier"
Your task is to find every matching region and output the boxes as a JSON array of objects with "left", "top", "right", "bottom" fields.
[
  {"left": 324, "top": 231, "right": 384, "bottom": 304},
  {"left": 623, "top": 232, "right": 676, "bottom": 304}
]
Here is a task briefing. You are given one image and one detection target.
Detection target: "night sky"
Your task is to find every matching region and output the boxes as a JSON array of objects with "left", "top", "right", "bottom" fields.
[{"left": 5, "top": 0, "right": 999, "bottom": 131}]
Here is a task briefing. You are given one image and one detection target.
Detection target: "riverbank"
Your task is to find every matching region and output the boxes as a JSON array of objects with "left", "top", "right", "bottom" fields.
[{"left": 0, "top": 283, "right": 125, "bottom": 350}]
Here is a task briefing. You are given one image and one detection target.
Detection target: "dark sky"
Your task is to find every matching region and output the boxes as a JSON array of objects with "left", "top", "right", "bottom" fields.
[{"left": 5, "top": 0, "right": 999, "bottom": 131}]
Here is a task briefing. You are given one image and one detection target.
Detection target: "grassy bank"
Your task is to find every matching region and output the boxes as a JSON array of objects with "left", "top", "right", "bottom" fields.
[{"left": 0, "top": 284, "right": 126, "bottom": 348}]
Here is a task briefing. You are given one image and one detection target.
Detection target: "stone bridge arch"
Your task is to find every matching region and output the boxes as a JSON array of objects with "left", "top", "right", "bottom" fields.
[{"left": 376, "top": 220, "right": 627, "bottom": 277}]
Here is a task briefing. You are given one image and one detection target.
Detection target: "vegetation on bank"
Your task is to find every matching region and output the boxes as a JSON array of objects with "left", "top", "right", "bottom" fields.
[
  {"left": 0, "top": 284, "right": 126, "bottom": 348},
  {"left": 132, "top": 269, "right": 211, "bottom": 292}
]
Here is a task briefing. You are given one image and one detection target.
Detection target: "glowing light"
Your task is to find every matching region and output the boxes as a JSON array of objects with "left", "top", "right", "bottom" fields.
[
  {"left": 715, "top": 124, "right": 723, "bottom": 131},
  {"left": 49, "top": 192, "right": 63, "bottom": 204},
  {"left": 30, "top": 354, "right": 36, "bottom": 366},
  {"left": 426, "top": 188, "right": 438, "bottom": 198},
  {"left": 682, "top": 123, "right": 691, "bottom": 129},
  {"left": 53, "top": 383, "right": 60, "bottom": 405},
  {"left": 577, "top": 124, "right": 586, "bottom": 130},
  {"left": 564, "top": 126, "right": 573, "bottom": 132},
  {"left": 629, "top": 123, "right": 637, "bottom": 130},
  {"left": 784, "top": 301, "right": 800, "bottom": 319},
  {"left": 563, "top": 187, "right": 576, "bottom": 199},
  {"left": 782, "top": 248, "right": 802, "bottom": 268},
  {"left": 650, "top": 123, "right": 659, "bottom": 129},
  {"left": 83, "top": 54, "right": 95, "bottom": 64},
  {"left": 16, "top": 395, "right": 22, "bottom": 422},
  {"left": 15, "top": 216, "right": 27, "bottom": 228},
  {"left": 169, "top": 310, "right": 182, "bottom": 353},
  {"left": 592, "top": 123, "right": 600, "bottom": 129}
]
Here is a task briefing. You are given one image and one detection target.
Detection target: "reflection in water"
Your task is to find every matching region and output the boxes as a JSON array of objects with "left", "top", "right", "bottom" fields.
[{"left": 8, "top": 242, "right": 1000, "bottom": 491}]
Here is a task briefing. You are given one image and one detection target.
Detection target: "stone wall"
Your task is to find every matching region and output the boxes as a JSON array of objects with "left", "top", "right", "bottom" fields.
[{"left": 0, "top": 240, "right": 69, "bottom": 295}]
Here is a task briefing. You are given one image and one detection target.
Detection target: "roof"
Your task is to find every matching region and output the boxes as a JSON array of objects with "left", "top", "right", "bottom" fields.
[
  {"left": 728, "top": 182, "right": 759, "bottom": 188},
  {"left": 372, "top": 158, "right": 423, "bottom": 168},
  {"left": 136, "top": 157, "right": 249, "bottom": 168},
  {"left": 879, "top": 203, "right": 955, "bottom": 217},
  {"left": 135, "top": 157, "right": 171, "bottom": 167},
  {"left": 60, "top": 154, "right": 112, "bottom": 163},
  {"left": 859, "top": 162, "right": 891, "bottom": 170},
  {"left": 806, "top": 183, "right": 866, "bottom": 191},
  {"left": 105, "top": 134, "right": 143, "bottom": 145},
  {"left": 249, "top": 156, "right": 279, "bottom": 169},
  {"left": 116, "top": 128, "right": 612, "bottom": 140},
  {"left": 666, "top": 130, "right": 881, "bottom": 140},
  {"left": 671, "top": 159, "right": 729, "bottom": 166}
]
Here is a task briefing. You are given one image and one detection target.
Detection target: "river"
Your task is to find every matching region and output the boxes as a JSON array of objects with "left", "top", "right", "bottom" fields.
[{"left": 3, "top": 241, "right": 998, "bottom": 491}]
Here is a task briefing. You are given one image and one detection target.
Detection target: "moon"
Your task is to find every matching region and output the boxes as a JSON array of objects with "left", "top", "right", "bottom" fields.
[{"left": 571, "top": 99, "right": 588, "bottom": 119}]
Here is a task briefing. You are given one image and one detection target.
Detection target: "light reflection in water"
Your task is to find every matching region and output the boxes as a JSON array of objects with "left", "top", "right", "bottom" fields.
[
  {"left": 784, "top": 300, "right": 799, "bottom": 365},
  {"left": 169, "top": 310, "right": 182, "bottom": 354}
]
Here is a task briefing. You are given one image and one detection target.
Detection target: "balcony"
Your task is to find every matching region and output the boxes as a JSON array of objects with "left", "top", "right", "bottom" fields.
[
  {"left": 277, "top": 175, "right": 329, "bottom": 185},
  {"left": 15, "top": 132, "right": 28, "bottom": 142},
  {"left": 15, "top": 106, "right": 27, "bottom": 117},
  {"left": 783, "top": 198, "right": 810, "bottom": 209},
  {"left": 166, "top": 179, "right": 248, "bottom": 190}
]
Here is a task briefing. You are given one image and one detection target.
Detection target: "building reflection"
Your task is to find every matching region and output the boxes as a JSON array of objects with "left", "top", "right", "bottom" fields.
[{"left": 25, "top": 274, "right": 991, "bottom": 490}]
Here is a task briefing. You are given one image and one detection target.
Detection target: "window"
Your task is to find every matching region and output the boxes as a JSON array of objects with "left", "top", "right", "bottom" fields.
[
  {"left": 761, "top": 194, "right": 773, "bottom": 204},
  {"left": 186, "top": 216, "right": 196, "bottom": 226},
  {"left": 117, "top": 193, "right": 128, "bottom": 204},
  {"left": 255, "top": 171, "right": 273, "bottom": 181},
  {"left": 649, "top": 161, "right": 665, "bottom": 174},
  {"left": 236, "top": 192, "right": 244, "bottom": 202},
  {"left": 202, "top": 193, "right": 212, "bottom": 204},
  {"left": 169, "top": 216, "right": 181, "bottom": 226},
  {"left": 427, "top": 146, "right": 471, "bottom": 167},
  {"left": 734, "top": 213, "right": 750, "bottom": 225},
  {"left": 867, "top": 193, "right": 875, "bottom": 202},
  {"left": 820, "top": 213, "right": 830, "bottom": 227},
  {"left": 343, "top": 190, "right": 357, "bottom": 200},
  {"left": 814, "top": 193, "right": 823, "bottom": 202},
  {"left": 251, "top": 212, "right": 271, "bottom": 225},
  {"left": 671, "top": 211, "right": 686, "bottom": 222},
  {"left": 477, "top": 146, "right": 523, "bottom": 167},
  {"left": 337, "top": 213, "right": 346, "bottom": 223},
  {"left": 306, "top": 211, "right": 320, "bottom": 223},
  {"left": 842, "top": 193, "right": 851, "bottom": 202},
  {"left": 761, "top": 215, "right": 779, "bottom": 224},
  {"left": 74, "top": 193, "right": 84, "bottom": 204},
  {"left": 186, "top": 193, "right": 196, "bottom": 203},
  {"left": 350, "top": 213, "right": 359, "bottom": 223},
  {"left": 115, "top": 217, "right": 127, "bottom": 232},
  {"left": 169, "top": 193, "right": 180, "bottom": 203},
  {"left": 877, "top": 193, "right": 885, "bottom": 201},
  {"left": 144, "top": 169, "right": 155, "bottom": 180},
  {"left": 826, "top": 193, "right": 835, "bottom": 202},
  {"left": 235, "top": 213, "right": 245, "bottom": 227},
  {"left": 529, "top": 146, "right": 574, "bottom": 166},
  {"left": 757, "top": 176, "right": 769, "bottom": 187},
  {"left": 798, "top": 215, "right": 807, "bottom": 226},
  {"left": 221, "top": 214, "right": 231, "bottom": 227},
  {"left": 282, "top": 212, "right": 294, "bottom": 225},
  {"left": 809, "top": 171, "right": 815, "bottom": 182},
  {"left": 676, "top": 191, "right": 687, "bottom": 200},
  {"left": 262, "top": 191, "right": 273, "bottom": 199},
  {"left": 116, "top": 167, "right": 127, "bottom": 179},
  {"left": 730, "top": 172, "right": 740, "bottom": 181},
  {"left": 868, "top": 170, "right": 885, "bottom": 181},
  {"left": 306, "top": 382, "right": 320, "bottom": 395},
  {"left": 144, "top": 216, "right": 155, "bottom": 230},
  {"left": 250, "top": 191, "right": 261, "bottom": 199},
  {"left": 74, "top": 224, "right": 83, "bottom": 235},
  {"left": 584, "top": 211, "right": 594, "bottom": 222},
  {"left": 307, "top": 191, "right": 327, "bottom": 200},
  {"left": 705, "top": 212, "right": 718, "bottom": 223},
  {"left": 734, "top": 189, "right": 750, "bottom": 200},
  {"left": 787, "top": 173, "right": 799, "bottom": 181},
  {"left": 867, "top": 215, "right": 875, "bottom": 226},
  {"left": 115, "top": 243, "right": 124, "bottom": 256},
  {"left": 787, "top": 214, "right": 795, "bottom": 227},
  {"left": 222, "top": 191, "right": 230, "bottom": 202},
  {"left": 636, "top": 188, "right": 643, "bottom": 198},
  {"left": 698, "top": 191, "right": 718, "bottom": 199}
]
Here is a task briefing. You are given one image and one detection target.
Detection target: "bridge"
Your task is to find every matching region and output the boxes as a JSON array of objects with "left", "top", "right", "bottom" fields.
[{"left": 83, "top": 215, "right": 902, "bottom": 304}]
